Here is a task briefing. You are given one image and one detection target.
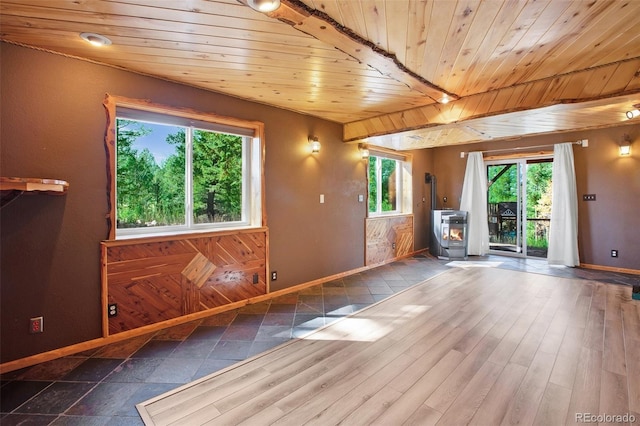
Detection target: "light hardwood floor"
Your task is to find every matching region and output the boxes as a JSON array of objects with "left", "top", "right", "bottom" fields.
[{"left": 137, "top": 267, "right": 640, "bottom": 425}]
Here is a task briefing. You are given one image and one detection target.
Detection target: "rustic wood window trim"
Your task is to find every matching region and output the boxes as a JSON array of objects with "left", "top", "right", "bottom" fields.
[
  {"left": 103, "top": 94, "right": 266, "bottom": 241},
  {"left": 366, "top": 148, "right": 413, "bottom": 218}
]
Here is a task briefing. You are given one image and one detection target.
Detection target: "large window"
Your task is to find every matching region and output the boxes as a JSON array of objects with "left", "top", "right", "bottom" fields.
[
  {"left": 367, "top": 150, "right": 411, "bottom": 216},
  {"left": 104, "top": 96, "right": 264, "bottom": 239}
]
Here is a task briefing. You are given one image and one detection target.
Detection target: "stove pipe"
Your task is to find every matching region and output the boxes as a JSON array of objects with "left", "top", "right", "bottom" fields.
[{"left": 425, "top": 173, "right": 437, "bottom": 210}]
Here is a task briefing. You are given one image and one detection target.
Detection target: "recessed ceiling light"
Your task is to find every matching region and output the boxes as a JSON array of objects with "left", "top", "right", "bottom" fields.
[
  {"left": 247, "top": 0, "right": 281, "bottom": 12},
  {"left": 80, "top": 32, "right": 112, "bottom": 47},
  {"left": 440, "top": 94, "right": 450, "bottom": 104}
]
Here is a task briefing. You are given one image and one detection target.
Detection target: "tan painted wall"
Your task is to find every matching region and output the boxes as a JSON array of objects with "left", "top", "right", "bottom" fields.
[
  {"left": 3, "top": 40, "right": 636, "bottom": 365},
  {"left": 0, "top": 42, "right": 432, "bottom": 363}
]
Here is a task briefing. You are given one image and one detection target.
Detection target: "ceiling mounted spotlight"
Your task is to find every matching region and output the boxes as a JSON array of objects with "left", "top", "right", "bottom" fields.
[
  {"left": 247, "top": 0, "right": 281, "bottom": 12},
  {"left": 626, "top": 103, "right": 640, "bottom": 119},
  {"left": 80, "top": 32, "right": 112, "bottom": 47},
  {"left": 626, "top": 109, "right": 640, "bottom": 119}
]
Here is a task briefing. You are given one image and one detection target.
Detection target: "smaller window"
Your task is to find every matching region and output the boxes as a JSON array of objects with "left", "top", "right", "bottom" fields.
[{"left": 367, "top": 150, "right": 412, "bottom": 216}]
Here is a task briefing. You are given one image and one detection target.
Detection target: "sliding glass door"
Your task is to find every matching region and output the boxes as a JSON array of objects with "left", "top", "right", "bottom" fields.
[
  {"left": 487, "top": 161, "right": 523, "bottom": 255},
  {"left": 525, "top": 160, "right": 553, "bottom": 257},
  {"left": 487, "top": 157, "right": 553, "bottom": 258}
]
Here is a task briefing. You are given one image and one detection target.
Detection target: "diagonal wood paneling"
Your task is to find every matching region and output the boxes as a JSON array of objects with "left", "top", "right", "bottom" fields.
[
  {"left": 102, "top": 229, "right": 268, "bottom": 335},
  {"left": 365, "top": 215, "right": 413, "bottom": 265},
  {"left": 182, "top": 253, "right": 217, "bottom": 289}
]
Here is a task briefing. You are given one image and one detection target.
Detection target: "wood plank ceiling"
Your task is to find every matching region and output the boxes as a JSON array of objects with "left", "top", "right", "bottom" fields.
[{"left": 2, "top": 0, "right": 640, "bottom": 150}]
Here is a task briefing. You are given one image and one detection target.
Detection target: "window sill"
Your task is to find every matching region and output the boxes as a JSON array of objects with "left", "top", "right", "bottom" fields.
[
  {"left": 367, "top": 212, "right": 413, "bottom": 219},
  {"left": 104, "top": 225, "right": 268, "bottom": 245}
]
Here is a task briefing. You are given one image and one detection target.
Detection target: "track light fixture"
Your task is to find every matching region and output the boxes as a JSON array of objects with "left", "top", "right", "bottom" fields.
[
  {"left": 626, "top": 104, "right": 640, "bottom": 119},
  {"left": 247, "top": 0, "right": 281, "bottom": 12}
]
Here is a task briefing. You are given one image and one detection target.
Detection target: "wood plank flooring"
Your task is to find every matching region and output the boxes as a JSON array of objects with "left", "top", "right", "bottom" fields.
[{"left": 137, "top": 267, "right": 640, "bottom": 425}]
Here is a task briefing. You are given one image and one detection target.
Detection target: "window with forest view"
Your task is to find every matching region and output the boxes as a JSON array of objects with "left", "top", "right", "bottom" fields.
[
  {"left": 112, "top": 103, "right": 261, "bottom": 238},
  {"left": 368, "top": 152, "right": 410, "bottom": 216}
]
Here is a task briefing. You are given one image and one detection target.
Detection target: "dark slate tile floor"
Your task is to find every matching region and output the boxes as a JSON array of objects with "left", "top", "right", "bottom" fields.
[{"left": 1, "top": 254, "right": 638, "bottom": 425}]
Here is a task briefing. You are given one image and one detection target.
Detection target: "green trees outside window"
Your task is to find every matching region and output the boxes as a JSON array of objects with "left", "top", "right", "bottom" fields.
[
  {"left": 116, "top": 119, "right": 243, "bottom": 232},
  {"left": 368, "top": 155, "right": 398, "bottom": 214},
  {"left": 487, "top": 160, "right": 553, "bottom": 257},
  {"left": 525, "top": 162, "right": 553, "bottom": 253},
  {"left": 192, "top": 129, "right": 243, "bottom": 224}
]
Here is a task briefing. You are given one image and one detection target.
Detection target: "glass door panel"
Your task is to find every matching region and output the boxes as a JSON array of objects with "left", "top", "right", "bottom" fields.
[
  {"left": 525, "top": 160, "right": 553, "bottom": 258},
  {"left": 487, "top": 161, "right": 524, "bottom": 255},
  {"left": 487, "top": 158, "right": 553, "bottom": 258}
]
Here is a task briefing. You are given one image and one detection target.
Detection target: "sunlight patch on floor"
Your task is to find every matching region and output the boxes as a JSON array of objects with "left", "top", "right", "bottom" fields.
[
  {"left": 302, "top": 304, "right": 429, "bottom": 342},
  {"left": 302, "top": 318, "right": 393, "bottom": 341}
]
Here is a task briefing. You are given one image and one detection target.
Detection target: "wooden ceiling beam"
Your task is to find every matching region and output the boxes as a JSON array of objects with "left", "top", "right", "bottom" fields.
[
  {"left": 267, "top": 0, "right": 457, "bottom": 104},
  {"left": 344, "top": 58, "right": 640, "bottom": 142}
]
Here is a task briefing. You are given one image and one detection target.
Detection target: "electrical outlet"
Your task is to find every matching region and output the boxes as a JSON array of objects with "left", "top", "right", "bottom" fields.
[
  {"left": 271, "top": 271, "right": 277, "bottom": 281},
  {"left": 392, "top": 242, "right": 396, "bottom": 249},
  {"left": 611, "top": 249, "right": 618, "bottom": 258},
  {"left": 29, "top": 316, "right": 43, "bottom": 334},
  {"left": 108, "top": 303, "right": 118, "bottom": 317},
  {"left": 253, "top": 273, "right": 259, "bottom": 284}
]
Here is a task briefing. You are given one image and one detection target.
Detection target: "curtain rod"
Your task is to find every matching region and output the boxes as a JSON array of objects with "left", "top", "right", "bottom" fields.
[{"left": 462, "top": 139, "right": 588, "bottom": 157}]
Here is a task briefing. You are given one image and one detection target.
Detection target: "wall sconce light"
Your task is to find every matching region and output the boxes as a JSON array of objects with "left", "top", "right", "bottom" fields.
[
  {"left": 308, "top": 136, "right": 321, "bottom": 153},
  {"left": 247, "top": 0, "right": 280, "bottom": 12},
  {"left": 620, "top": 134, "right": 632, "bottom": 156},
  {"left": 358, "top": 143, "right": 370, "bottom": 159},
  {"left": 626, "top": 104, "right": 640, "bottom": 119}
]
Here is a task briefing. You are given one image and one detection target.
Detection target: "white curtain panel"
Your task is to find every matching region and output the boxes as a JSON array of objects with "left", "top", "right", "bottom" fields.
[
  {"left": 548, "top": 143, "right": 580, "bottom": 266},
  {"left": 460, "top": 152, "right": 490, "bottom": 255}
]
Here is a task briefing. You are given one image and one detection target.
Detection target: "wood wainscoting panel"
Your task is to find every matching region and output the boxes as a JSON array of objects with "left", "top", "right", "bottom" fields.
[
  {"left": 365, "top": 215, "right": 413, "bottom": 265},
  {"left": 102, "top": 229, "right": 268, "bottom": 335}
]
